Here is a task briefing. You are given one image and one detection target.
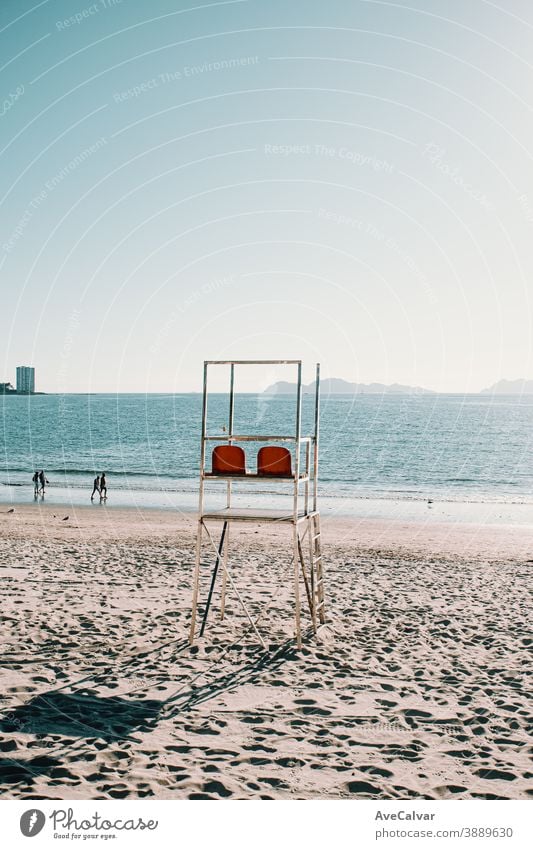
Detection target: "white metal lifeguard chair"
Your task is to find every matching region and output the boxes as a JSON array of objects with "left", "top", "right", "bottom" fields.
[{"left": 189, "top": 360, "right": 324, "bottom": 649}]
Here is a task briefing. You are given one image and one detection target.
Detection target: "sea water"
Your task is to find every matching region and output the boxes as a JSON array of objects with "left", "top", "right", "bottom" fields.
[{"left": 1, "top": 392, "right": 533, "bottom": 521}]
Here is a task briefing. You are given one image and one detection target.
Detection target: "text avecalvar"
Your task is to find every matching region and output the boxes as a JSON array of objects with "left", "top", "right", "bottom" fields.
[{"left": 375, "top": 811, "right": 435, "bottom": 821}]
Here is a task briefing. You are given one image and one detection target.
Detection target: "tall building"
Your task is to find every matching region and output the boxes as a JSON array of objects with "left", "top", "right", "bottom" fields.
[{"left": 16, "top": 366, "right": 35, "bottom": 394}]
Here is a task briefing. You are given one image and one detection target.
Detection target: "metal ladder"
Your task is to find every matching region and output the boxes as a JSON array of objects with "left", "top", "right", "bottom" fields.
[{"left": 309, "top": 513, "right": 325, "bottom": 625}]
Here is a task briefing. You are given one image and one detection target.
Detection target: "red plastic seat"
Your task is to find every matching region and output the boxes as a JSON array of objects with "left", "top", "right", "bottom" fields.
[
  {"left": 211, "top": 445, "right": 246, "bottom": 475},
  {"left": 257, "top": 446, "right": 292, "bottom": 477}
]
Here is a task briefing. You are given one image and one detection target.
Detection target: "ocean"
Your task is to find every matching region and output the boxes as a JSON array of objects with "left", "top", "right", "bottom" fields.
[{"left": 2, "top": 392, "right": 533, "bottom": 522}]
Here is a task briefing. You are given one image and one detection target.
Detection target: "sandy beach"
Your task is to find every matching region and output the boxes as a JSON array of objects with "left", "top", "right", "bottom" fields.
[{"left": 0, "top": 504, "right": 531, "bottom": 800}]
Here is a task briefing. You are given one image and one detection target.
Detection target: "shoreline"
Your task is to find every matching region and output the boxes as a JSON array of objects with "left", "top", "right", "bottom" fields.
[
  {"left": 3, "top": 501, "right": 533, "bottom": 558},
  {"left": 3, "top": 482, "right": 533, "bottom": 531}
]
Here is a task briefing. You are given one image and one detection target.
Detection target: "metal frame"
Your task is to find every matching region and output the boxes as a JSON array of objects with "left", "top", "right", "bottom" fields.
[{"left": 189, "top": 360, "right": 324, "bottom": 649}]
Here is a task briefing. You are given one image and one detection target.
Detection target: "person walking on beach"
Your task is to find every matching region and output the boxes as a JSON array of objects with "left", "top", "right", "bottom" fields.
[
  {"left": 100, "top": 472, "right": 107, "bottom": 500},
  {"left": 39, "top": 470, "right": 49, "bottom": 495},
  {"left": 32, "top": 471, "right": 39, "bottom": 495},
  {"left": 91, "top": 475, "right": 101, "bottom": 501}
]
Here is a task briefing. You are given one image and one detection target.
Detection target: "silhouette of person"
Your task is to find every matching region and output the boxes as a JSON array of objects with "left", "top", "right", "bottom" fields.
[
  {"left": 100, "top": 473, "right": 107, "bottom": 500},
  {"left": 39, "top": 470, "right": 49, "bottom": 495},
  {"left": 91, "top": 475, "right": 101, "bottom": 501},
  {"left": 32, "top": 471, "right": 39, "bottom": 495}
]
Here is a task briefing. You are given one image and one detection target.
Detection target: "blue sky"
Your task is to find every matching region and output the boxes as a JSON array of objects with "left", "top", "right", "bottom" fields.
[{"left": 1, "top": 0, "right": 532, "bottom": 392}]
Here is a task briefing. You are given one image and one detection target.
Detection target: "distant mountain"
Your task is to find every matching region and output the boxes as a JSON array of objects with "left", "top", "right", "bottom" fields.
[
  {"left": 481, "top": 378, "right": 533, "bottom": 394},
  {"left": 263, "top": 378, "right": 434, "bottom": 395}
]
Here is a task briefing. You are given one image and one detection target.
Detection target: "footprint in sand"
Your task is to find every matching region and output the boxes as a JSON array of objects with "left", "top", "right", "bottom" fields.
[
  {"left": 475, "top": 768, "right": 517, "bottom": 781},
  {"left": 249, "top": 756, "right": 272, "bottom": 766},
  {"left": 434, "top": 785, "right": 468, "bottom": 797},
  {"left": 276, "top": 757, "right": 305, "bottom": 768},
  {"left": 346, "top": 780, "right": 381, "bottom": 795},
  {"left": 359, "top": 765, "right": 394, "bottom": 778}
]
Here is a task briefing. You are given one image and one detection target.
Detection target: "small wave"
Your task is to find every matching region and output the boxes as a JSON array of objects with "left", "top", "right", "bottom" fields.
[
  {"left": 3, "top": 479, "right": 533, "bottom": 506},
  {"left": 442, "top": 477, "right": 476, "bottom": 483},
  {"left": 2, "top": 468, "right": 196, "bottom": 480},
  {"left": 4, "top": 467, "right": 105, "bottom": 476}
]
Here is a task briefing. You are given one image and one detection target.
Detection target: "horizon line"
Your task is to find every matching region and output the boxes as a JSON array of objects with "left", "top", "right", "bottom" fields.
[{"left": 4, "top": 389, "right": 533, "bottom": 397}]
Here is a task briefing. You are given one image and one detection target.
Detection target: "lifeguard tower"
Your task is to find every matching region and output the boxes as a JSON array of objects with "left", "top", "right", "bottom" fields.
[{"left": 189, "top": 360, "right": 324, "bottom": 649}]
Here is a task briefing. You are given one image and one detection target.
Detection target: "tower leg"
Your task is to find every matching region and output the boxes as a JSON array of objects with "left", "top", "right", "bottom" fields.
[
  {"left": 189, "top": 520, "right": 203, "bottom": 644},
  {"left": 293, "top": 525, "right": 302, "bottom": 649},
  {"left": 313, "top": 514, "right": 325, "bottom": 624},
  {"left": 305, "top": 516, "right": 318, "bottom": 633},
  {"left": 220, "top": 524, "right": 230, "bottom": 620},
  {"left": 297, "top": 533, "right": 315, "bottom": 631},
  {"left": 200, "top": 521, "right": 227, "bottom": 637}
]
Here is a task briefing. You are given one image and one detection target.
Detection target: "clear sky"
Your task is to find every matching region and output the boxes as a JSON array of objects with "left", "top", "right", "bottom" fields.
[{"left": 1, "top": 0, "right": 532, "bottom": 392}]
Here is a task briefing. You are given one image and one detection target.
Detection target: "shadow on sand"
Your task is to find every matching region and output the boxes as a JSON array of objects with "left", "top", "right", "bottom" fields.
[
  {"left": 0, "top": 691, "right": 163, "bottom": 742},
  {"left": 0, "top": 754, "right": 62, "bottom": 785},
  {"left": 1, "top": 637, "right": 299, "bottom": 743},
  {"left": 163, "top": 638, "right": 299, "bottom": 717}
]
